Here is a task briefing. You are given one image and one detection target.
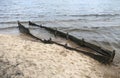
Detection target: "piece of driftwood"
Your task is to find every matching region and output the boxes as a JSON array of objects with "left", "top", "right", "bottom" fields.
[
  {"left": 29, "top": 21, "right": 115, "bottom": 62},
  {"left": 18, "top": 21, "right": 115, "bottom": 64}
]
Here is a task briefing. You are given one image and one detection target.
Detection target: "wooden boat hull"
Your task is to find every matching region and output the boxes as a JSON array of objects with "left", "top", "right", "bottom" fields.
[
  {"left": 17, "top": 21, "right": 115, "bottom": 64},
  {"left": 29, "top": 21, "right": 115, "bottom": 63}
]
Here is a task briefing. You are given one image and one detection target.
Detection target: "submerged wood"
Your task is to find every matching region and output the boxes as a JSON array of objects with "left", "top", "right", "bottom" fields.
[
  {"left": 29, "top": 21, "right": 115, "bottom": 62},
  {"left": 18, "top": 21, "right": 114, "bottom": 64}
]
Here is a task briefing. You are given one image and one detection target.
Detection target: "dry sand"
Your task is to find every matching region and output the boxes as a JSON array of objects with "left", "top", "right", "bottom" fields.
[{"left": 0, "top": 34, "right": 119, "bottom": 78}]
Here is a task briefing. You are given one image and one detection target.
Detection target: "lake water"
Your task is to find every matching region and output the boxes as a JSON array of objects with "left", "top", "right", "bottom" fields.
[
  {"left": 0, "top": 0, "right": 120, "bottom": 25},
  {"left": 1, "top": 0, "right": 120, "bottom": 35}
]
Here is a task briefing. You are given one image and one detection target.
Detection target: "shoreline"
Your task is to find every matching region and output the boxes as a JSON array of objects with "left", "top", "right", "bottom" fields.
[
  {"left": 0, "top": 21, "right": 120, "bottom": 64},
  {"left": 0, "top": 34, "right": 119, "bottom": 78}
]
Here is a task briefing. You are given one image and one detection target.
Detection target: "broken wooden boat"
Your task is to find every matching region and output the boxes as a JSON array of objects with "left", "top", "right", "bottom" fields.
[
  {"left": 29, "top": 21, "right": 115, "bottom": 61},
  {"left": 18, "top": 21, "right": 115, "bottom": 64}
]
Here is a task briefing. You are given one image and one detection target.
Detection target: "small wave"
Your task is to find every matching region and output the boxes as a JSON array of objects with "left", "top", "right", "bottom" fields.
[
  {"left": 0, "top": 26, "right": 18, "bottom": 30},
  {"left": 0, "top": 21, "right": 29, "bottom": 24},
  {"left": 0, "top": 21, "right": 17, "bottom": 24},
  {"left": 69, "top": 14, "right": 120, "bottom": 17}
]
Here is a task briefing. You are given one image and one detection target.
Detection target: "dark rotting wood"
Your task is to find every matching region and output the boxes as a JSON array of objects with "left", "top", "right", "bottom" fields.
[
  {"left": 18, "top": 21, "right": 115, "bottom": 64},
  {"left": 29, "top": 21, "right": 39, "bottom": 26},
  {"left": 110, "top": 50, "right": 115, "bottom": 62},
  {"left": 49, "top": 37, "right": 52, "bottom": 41},
  {"left": 28, "top": 21, "right": 115, "bottom": 58},
  {"left": 54, "top": 28, "right": 57, "bottom": 37},
  {"left": 81, "top": 38, "right": 85, "bottom": 46},
  {"left": 65, "top": 43, "right": 68, "bottom": 47},
  {"left": 43, "top": 39, "right": 53, "bottom": 44},
  {"left": 18, "top": 21, "right": 30, "bottom": 34},
  {"left": 66, "top": 32, "right": 69, "bottom": 40},
  {"left": 68, "top": 35, "right": 110, "bottom": 57}
]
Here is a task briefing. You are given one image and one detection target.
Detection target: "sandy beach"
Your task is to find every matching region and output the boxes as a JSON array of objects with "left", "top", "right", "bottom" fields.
[{"left": 0, "top": 34, "right": 119, "bottom": 78}]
